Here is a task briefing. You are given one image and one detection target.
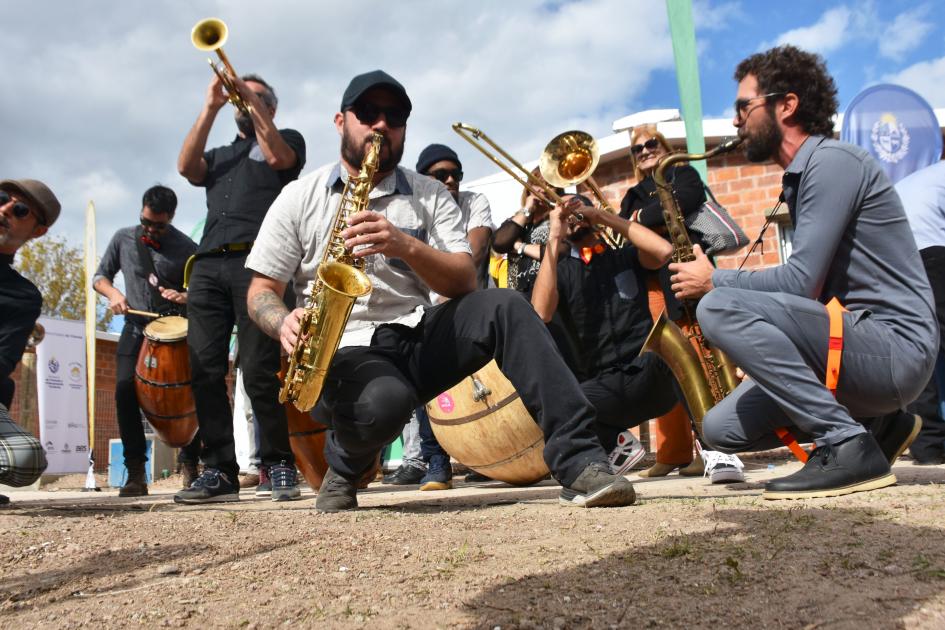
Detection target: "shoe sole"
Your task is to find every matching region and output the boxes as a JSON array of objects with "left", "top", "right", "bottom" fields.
[
  {"left": 763, "top": 472, "right": 896, "bottom": 500},
  {"left": 710, "top": 472, "right": 745, "bottom": 484},
  {"left": 271, "top": 489, "right": 302, "bottom": 502},
  {"left": 611, "top": 449, "right": 647, "bottom": 476},
  {"left": 888, "top": 415, "right": 922, "bottom": 465},
  {"left": 173, "top": 493, "right": 240, "bottom": 504},
  {"left": 419, "top": 481, "right": 453, "bottom": 491},
  {"left": 559, "top": 481, "right": 637, "bottom": 508},
  {"left": 256, "top": 490, "right": 272, "bottom": 497}
]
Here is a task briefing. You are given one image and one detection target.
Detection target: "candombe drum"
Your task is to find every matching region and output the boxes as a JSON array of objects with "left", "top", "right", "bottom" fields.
[
  {"left": 134, "top": 316, "right": 198, "bottom": 447},
  {"left": 425, "top": 360, "right": 549, "bottom": 485}
]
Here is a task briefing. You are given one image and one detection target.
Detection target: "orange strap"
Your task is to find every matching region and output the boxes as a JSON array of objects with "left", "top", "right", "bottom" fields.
[{"left": 772, "top": 297, "right": 848, "bottom": 463}]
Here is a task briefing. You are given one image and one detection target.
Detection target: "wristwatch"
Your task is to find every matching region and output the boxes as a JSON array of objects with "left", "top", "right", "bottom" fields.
[{"left": 515, "top": 242, "right": 527, "bottom": 256}]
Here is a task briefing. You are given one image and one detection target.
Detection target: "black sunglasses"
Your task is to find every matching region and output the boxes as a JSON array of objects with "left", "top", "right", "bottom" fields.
[
  {"left": 630, "top": 138, "right": 661, "bottom": 155},
  {"left": 140, "top": 217, "right": 169, "bottom": 231},
  {"left": 0, "top": 190, "right": 41, "bottom": 223},
  {"left": 347, "top": 101, "right": 409, "bottom": 128},
  {"left": 734, "top": 92, "right": 786, "bottom": 118},
  {"left": 429, "top": 168, "right": 463, "bottom": 183}
]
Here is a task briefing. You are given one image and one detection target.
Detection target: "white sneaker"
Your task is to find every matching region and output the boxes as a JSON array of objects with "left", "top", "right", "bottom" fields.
[
  {"left": 608, "top": 431, "right": 646, "bottom": 475},
  {"left": 702, "top": 450, "right": 745, "bottom": 484}
]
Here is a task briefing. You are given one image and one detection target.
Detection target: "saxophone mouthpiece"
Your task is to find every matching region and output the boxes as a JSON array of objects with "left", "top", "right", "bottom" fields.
[{"left": 718, "top": 136, "right": 744, "bottom": 152}]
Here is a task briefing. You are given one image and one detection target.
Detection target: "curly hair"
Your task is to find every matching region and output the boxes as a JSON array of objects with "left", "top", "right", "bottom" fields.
[{"left": 734, "top": 45, "right": 838, "bottom": 137}]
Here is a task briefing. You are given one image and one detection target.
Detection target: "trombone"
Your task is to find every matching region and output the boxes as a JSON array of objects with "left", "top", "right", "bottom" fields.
[
  {"left": 452, "top": 123, "right": 620, "bottom": 248},
  {"left": 191, "top": 18, "right": 251, "bottom": 116}
]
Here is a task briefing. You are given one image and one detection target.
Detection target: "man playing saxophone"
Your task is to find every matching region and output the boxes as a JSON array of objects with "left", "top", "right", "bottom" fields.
[
  {"left": 246, "top": 70, "right": 637, "bottom": 511},
  {"left": 670, "top": 45, "right": 937, "bottom": 499}
]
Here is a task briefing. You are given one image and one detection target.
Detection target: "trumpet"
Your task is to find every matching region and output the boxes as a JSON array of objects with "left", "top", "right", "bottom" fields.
[
  {"left": 452, "top": 123, "right": 619, "bottom": 248},
  {"left": 191, "top": 18, "right": 251, "bottom": 116}
]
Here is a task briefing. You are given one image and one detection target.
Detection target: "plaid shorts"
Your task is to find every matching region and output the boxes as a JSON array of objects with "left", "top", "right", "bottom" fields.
[{"left": 0, "top": 403, "right": 47, "bottom": 487}]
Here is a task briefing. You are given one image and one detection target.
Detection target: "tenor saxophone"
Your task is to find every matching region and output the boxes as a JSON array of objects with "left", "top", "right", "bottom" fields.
[
  {"left": 639, "top": 137, "right": 743, "bottom": 438},
  {"left": 279, "top": 132, "right": 381, "bottom": 411}
]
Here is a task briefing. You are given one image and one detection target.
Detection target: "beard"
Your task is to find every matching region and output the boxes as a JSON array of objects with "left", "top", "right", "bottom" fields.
[
  {"left": 742, "top": 109, "right": 782, "bottom": 163},
  {"left": 341, "top": 126, "right": 404, "bottom": 172},
  {"left": 235, "top": 110, "right": 255, "bottom": 137},
  {"left": 567, "top": 226, "right": 594, "bottom": 243}
]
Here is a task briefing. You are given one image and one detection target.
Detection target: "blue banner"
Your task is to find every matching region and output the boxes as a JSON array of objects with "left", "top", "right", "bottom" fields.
[{"left": 841, "top": 84, "right": 942, "bottom": 184}]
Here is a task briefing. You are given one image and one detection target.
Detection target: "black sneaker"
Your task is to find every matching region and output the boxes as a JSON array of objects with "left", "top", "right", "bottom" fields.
[
  {"left": 419, "top": 454, "right": 453, "bottom": 491},
  {"left": 867, "top": 411, "right": 923, "bottom": 465},
  {"left": 559, "top": 462, "right": 637, "bottom": 508},
  {"left": 315, "top": 467, "right": 358, "bottom": 513},
  {"left": 270, "top": 461, "right": 302, "bottom": 502},
  {"left": 764, "top": 433, "right": 895, "bottom": 500},
  {"left": 382, "top": 463, "right": 426, "bottom": 485},
  {"left": 255, "top": 466, "right": 272, "bottom": 497},
  {"left": 173, "top": 468, "right": 240, "bottom": 504},
  {"left": 464, "top": 471, "right": 492, "bottom": 483}
]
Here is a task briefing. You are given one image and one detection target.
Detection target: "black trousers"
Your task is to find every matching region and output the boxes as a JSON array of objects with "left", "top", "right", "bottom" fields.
[
  {"left": 581, "top": 353, "right": 679, "bottom": 452},
  {"left": 186, "top": 252, "right": 292, "bottom": 479},
  {"left": 312, "top": 289, "right": 609, "bottom": 487},
  {"left": 115, "top": 322, "right": 200, "bottom": 465},
  {"left": 908, "top": 246, "right": 945, "bottom": 460}
]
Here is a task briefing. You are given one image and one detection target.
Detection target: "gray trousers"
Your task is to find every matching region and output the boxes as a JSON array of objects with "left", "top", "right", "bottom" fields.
[{"left": 696, "top": 288, "right": 932, "bottom": 453}]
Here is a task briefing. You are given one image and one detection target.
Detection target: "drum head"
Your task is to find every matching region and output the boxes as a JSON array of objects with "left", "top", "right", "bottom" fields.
[{"left": 144, "top": 316, "right": 188, "bottom": 341}]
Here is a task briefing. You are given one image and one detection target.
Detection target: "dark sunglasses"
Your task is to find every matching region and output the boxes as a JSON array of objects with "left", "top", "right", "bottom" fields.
[
  {"left": 140, "top": 217, "right": 169, "bottom": 231},
  {"left": 347, "top": 101, "right": 409, "bottom": 128},
  {"left": 630, "top": 138, "right": 661, "bottom": 155},
  {"left": 429, "top": 168, "right": 463, "bottom": 183},
  {"left": 0, "top": 190, "right": 42, "bottom": 223},
  {"left": 734, "top": 92, "right": 786, "bottom": 118}
]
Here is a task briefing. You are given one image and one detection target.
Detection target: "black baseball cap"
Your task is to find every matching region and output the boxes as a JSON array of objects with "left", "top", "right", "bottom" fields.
[
  {"left": 416, "top": 144, "right": 462, "bottom": 174},
  {"left": 340, "top": 70, "right": 412, "bottom": 114}
]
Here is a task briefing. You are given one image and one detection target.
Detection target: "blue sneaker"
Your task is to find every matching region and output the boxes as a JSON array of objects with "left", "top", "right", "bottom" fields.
[
  {"left": 270, "top": 460, "right": 302, "bottom": 502},
  {"left": 173, "top": 468, "right": 239, "bottom": 504},
  {"left": 419, "top": 454, "right": 453, "bottom": 491}
]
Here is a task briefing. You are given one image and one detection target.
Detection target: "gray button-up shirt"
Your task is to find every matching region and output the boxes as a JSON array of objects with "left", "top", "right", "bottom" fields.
[
  {"left": 712, "top": 135, "right": 937, "bottom": 362},
  {"left": 247, "top": 162, "right": 470, "bottom": 347},
  {"left": 94, "top": 225, "right": 196, "bottom": 316}
]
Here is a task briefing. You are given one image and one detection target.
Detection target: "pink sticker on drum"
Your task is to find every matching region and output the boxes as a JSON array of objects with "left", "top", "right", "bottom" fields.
[{"left": 436, "top": 393, "right": 454, "bottom": 413}]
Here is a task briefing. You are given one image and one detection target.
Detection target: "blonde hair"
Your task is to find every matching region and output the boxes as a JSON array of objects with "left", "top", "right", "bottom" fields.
[{"left": 629, "top": 124, "right": 674, "bottom": 181}]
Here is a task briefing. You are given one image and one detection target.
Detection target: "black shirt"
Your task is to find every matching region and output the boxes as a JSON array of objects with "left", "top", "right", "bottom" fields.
[
  {"left": 618, "top": 164, "right": 705, "bottom": 226},
  {"left": 196, "top": 129, "right": 306, "bottom": 253},
  {"left": 0, "top": 252, "right": 42, "bottom": 407},
  {"left": 554, "top": 245, "right": 652, "bottom": 380}
]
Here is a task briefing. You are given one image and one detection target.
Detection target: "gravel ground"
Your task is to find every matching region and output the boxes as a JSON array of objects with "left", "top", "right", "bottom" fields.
[{"left": 1, "top": 458, "right": 944, "bottom": 629}]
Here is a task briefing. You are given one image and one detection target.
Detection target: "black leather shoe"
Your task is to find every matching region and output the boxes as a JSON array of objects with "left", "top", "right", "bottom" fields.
[
  {"left": 764, "top": 433, "right": 895, "bottom": 500},
  {"left": 315, "top": 467, "right": 358, "bottom": 513},
  {"left": 867, "top": 411, "right": 922, "bottom": 464},
  {"left": 382, "top": 463, "right": 426, "bottom": 485}
]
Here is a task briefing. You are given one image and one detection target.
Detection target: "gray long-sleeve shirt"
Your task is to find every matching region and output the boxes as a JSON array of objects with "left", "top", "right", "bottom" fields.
[{"left": 712, "top": 135, "right": 938, "bottom": 362}]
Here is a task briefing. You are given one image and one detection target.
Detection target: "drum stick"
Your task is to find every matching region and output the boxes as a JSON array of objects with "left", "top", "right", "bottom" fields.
[{"left": 127, "top": 309, "right": 162, "bottom": 319}]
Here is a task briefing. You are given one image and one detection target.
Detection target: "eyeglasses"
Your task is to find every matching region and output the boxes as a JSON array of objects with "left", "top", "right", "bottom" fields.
[
  {"left": 630, "top": 138, "right": 661, "bottom": 156},
  {"left": 734, "top": 92, "right": 786, "bottom": 120},
  {"left": 347, "top": 101, "right": 409, "bottom": 128},
  {"left": 140, "top": 217, "right": 169, "bottom": 231},
  {"left": 429, "top": 168, "right": 463, "bottom": 183},
  {"left": 0, "top": 190, "right": 42, "bottom": 224}
]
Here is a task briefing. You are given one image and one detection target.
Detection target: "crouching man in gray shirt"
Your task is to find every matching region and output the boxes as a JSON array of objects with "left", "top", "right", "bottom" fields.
[
  {"left": 670, "top": 45, "right": 938, "bottom": 500},
  {"left": 245, "top": 70, "right": 637, "bottom": 512}
]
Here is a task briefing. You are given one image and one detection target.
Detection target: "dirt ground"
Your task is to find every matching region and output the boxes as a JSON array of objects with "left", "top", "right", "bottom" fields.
[{"left": 2, "top": 457, "right": 944, "bottom": 629}]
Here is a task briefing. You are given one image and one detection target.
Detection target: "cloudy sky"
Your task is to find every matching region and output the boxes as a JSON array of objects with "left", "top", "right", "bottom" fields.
[{"left": 2, "top": 0, "right": 943, "bottom": 253}]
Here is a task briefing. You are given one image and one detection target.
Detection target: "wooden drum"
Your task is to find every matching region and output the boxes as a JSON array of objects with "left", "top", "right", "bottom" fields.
[
  {"left": 425, "top": 360, "right": 549, "bottom": 485},
  {"left": 134, "top": 316, "right": 198, "bottom": 448}
]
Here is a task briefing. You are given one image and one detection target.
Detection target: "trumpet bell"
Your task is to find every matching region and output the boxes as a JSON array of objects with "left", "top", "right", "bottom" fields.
[
  {"left": 192, "top": 17, "right": 228, "bottom": 52},
  {"left": 539, "top": 130, "right": 600, "bottom": 188}
]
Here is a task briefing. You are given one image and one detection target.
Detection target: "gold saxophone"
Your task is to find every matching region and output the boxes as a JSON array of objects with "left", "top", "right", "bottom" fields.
[
  {"left": 639, "top": 137, "right": 743, "bottom": 438},
  {"left": 279, "top": 132, "right": 381, "bottom": 411}
]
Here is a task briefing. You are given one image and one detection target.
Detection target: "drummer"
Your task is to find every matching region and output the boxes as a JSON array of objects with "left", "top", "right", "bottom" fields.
[{"left": 93, "top": 185, "right": 198, "bottom": 497}]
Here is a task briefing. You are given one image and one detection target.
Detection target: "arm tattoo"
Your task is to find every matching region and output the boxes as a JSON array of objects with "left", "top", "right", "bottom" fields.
[{"left": 249, "top": 291, "right": 290, "bottom": 341}]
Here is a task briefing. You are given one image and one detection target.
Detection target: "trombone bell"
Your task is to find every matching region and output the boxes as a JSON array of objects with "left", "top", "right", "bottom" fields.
[
  {"left": 191, "top": 18, "right": 228, "bottom": 51},
  {"left": 539, "top": 131, "right": 600, "bottom": 188}
]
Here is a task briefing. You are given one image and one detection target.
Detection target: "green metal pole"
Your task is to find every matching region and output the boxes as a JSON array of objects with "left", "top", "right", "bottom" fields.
[{"left": 666, "top": 0, "right": 708, "bottom": 181}]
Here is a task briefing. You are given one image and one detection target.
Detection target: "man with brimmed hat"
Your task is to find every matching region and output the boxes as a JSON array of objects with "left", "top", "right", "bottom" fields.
[
  {"left": 245, "top": 69, "right": 638, "bottom": 512},
  {"left": 175, "top": 68, "right": 306, "bottom": 504},
  {"left": 0, "top": 178, "right": 59, "bottom": 504}
]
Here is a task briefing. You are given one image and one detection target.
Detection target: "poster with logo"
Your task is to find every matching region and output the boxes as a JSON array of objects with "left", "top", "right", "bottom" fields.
[
  {"left": 841, "top": 84, "right": 942, "bottom": 184},
  {"left": 35, "top": 317, "right": 90, "bottom": 474}
]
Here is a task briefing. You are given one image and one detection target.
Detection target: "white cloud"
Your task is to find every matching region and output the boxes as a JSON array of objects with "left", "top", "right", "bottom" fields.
[
  {"left": 768, "top": 6, "right": 854, "bottom": 55},
  {"left": 1, "top": 0, "right": 700, "bottom": 253},
  {"left": 882, "top": 55, "right": 945, "bottom": 109},
  {"left": 879, "top": 5, "right": 934, "bottom": 61}
]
